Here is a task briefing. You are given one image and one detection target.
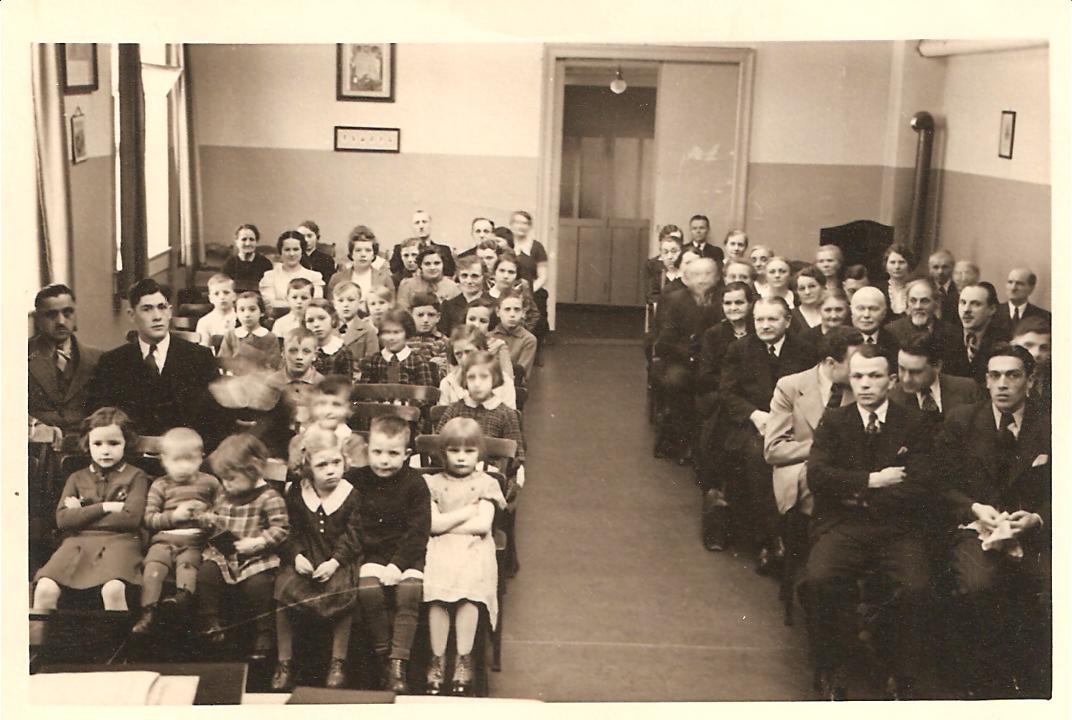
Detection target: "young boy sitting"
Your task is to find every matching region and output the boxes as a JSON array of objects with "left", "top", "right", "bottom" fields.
[
  {"left": 358, "top": 308, "right": 438, "bottom": 388},
  {"left": 407, "top": 292, "right": 449, "bottom": 379},
  {"left": 133, "top": 427, "right": 222, "bottom": 634},
  {"left": 364, "top": 285, "right": 394, "bottom": 330},
  {"left": 347, "top": 415, "right": 431, "bottom": 692},
  {"left": 331, "top": 280, "right": 379, "bottom": 366},
  {"left": 288, "top": 374, "right": 367, "bottom": 470},
  {"left": 272, "top": 278, "right": 315, "bottom": 339},
  {"left": 196, "top": 274, "right": 239, "bottom": 347},
  {"left": 268, "top": 327, "right": 326, "bottom": 431},
  {"left": 490, "top": 290, "right": 538, "bottom": 381}
]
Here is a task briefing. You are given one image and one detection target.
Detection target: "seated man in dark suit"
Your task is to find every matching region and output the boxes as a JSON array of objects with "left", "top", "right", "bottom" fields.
[
  {"left": 886, "top": 278, "right": 962, "bottom": 369},
  {"left": 935, "top": 343, "right": 1050, "bottom": 698},
  {"left": 88, "top": 279, "right": 222, "bottom": 447},
  {"left": 991, "top": 267, "right": 1051, "bottom": 339},
  {"left": 1011, "top": 316, "right": 1051, "bottom": 413},
  {"left": 890, "top": 333, "right": 981, "bottom": 417},
  {"left": 388, "top": 210, "right": 456, "bottom": 279},
  {"left": 28, "top": 284, "right": 102, "bottom": 437},
  {"left": 719, "top": 296, "right": 813, "bottom": 571},
  {"left": 803, "top": 345, "right": 938, "bottom": 700},
  {"left": 945, "top": 282, "right": 1008, "bottom": 383},
  {"left": 927, "top": 248, "right": 959, "bottom": 323},
  {"left": 683, "top": 214, "right": 725, "bottom": 265},
  {"left": 848, "top": 287, "right": 899, "bottom": 360},
  {"left": 652, "top": 257, "right": 724, "bottom": 462}
]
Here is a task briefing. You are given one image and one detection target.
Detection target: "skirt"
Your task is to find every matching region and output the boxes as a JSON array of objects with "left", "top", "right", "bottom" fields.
[
  {"left": 34, "top": 531, "right": 143, "bottom": 590},
  {"left": 423, "top": 533, "right": 499, "bottom": 628},
  {"left": 274, "top": 563, "right": 360, "bottom": 620}
]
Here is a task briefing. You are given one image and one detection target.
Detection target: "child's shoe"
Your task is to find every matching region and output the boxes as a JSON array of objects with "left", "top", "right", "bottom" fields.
[
  {"left": 199, "top": 616, "right": 226, "bottom": 644},
  {"left": 131, "top": 605, "right": 157, "bottom": 634},
  {"left": 387, "top": 658, "right": 409, "bottom": 694},
  {"left": 325, "top": 657, "right": 348, "bottom": 689},
  {"left": 425, "top": 655, "right": 445, "bottom": 695},
  {"left": 450, "top": 654, "right": 474, "bottom": 696},
  {"left": 270, "top": 660, "right": 294, "bottom": 691},
  {"left": 249, "top": 629, "right": 273, "bottom": 661},
  {"left": 161, "top": 589, "right": 193, "bottom": 611}
]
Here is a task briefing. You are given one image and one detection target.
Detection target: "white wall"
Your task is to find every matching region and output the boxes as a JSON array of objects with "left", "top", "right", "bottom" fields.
[{"left": 192, "top": 43, "right": 544, "bottom": 157}]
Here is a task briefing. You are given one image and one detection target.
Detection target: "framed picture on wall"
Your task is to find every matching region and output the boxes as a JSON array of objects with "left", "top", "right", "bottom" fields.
[
  {"left": 337, "top": 43, "right": 395, "bottom": 102},
  {"left": 998, "top": 110, "right": 1016, "bottom": 159},
  {"left": 70, "top": 109, "right": 88, "bottom": 164},
  {"left": 60, "top": 43, "right": 99, "bottom": 94}
]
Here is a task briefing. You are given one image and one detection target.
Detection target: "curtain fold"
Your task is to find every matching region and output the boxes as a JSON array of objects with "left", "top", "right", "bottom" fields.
[
  {"left": 32, "top": 43, "right": 74, "bottom": 287},
  {"left": 118, "top": 43, "right": 148, "bottom": 288}
]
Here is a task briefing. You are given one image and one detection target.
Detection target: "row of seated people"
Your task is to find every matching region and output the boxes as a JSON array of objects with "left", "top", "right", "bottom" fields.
[
  {"left": 28, "top": 277, "right": 532, "bottom": 696},
  {"left": 646, "top": 227, "right": 1051, "bottom": 700},
  {"left": 217, "top": 210, "right": 549, "bottom": 359}
]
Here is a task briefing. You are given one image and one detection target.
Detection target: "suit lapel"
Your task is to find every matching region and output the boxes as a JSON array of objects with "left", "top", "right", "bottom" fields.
[
  {"left": 62, "top": 337, "right": 94, "bottom": 402},
  {"left": 800, "top": 367, "right": 825, "bottom": 429},
  {"left": 28, "top": 339, "right": 63, "bottom": 404},
  {"left": 970, "top": 404, "right": 1003, "bottom": 484},
  {"left": 1007, "top": 408, "right": 1047, "bottom": 486}
]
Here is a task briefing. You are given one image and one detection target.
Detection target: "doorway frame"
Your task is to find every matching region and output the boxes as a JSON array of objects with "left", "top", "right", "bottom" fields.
[{"left": 537, "top": 44, "right": 756, "bottom": 329}]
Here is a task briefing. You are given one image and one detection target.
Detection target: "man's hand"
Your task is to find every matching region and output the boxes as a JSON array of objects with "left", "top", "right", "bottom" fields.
[
  {"left": 102, "top": 501, "right": 125, "bottom": 513},
  {"left": 63, "top": 496, "right": 82, "bottom": 510},
  {"left": 294, "top": 554, "right": 315, "bottom": 576},
  {"left": 750, "top": 410, "right": 771, "bottom": 434},
  {"left": 234, "top": 537, "right": 264, "bottom": 555},
  {"left": 1007, "top": 510, "right": 1042, "bottom": 535},
  {"left": 312, "top": 558, "right": 340, "bottom": 583},
  {"left": 868, "top": 466, "right": 905, "bottom": 489},
  {"left": 970, "top": 502, "right": 1003, "bottom": 529}
]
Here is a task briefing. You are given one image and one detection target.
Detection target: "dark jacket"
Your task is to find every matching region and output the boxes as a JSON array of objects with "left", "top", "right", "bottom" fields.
[
  {"left": 807, "top": 401, "right": 938, "bottom": 538},
  {"left": 653, "top": 288, "right": 725, "bottom": 364},
  {"left": 935, "top": 400, "right": 1050, "bottom": 546},
  {"left": 28, "top": 335, "right": 101, "bottom": 433},
  {"left": 87, "top": 334, "right": 221, "bottom": 444},
  {"left": 346, "top": 465, "right": 431, "bottom": 572},
  {"left": 389, "top": 239, "right": 456, "bottom": 278},
  {"left": 888, "top": 373, "right": 982, "bottom": 416},
  {"left": 990, "top": 301, "right": 1050, "bottom": 340},
  {"left": 942, "top": 321, "right": 1007, "bottom": 384},
  {"left": 301, "top": 249, "right": 337, "bottom": 286},
  {"left": 886, "top": 316, "right": 965, "bottom": 372}
]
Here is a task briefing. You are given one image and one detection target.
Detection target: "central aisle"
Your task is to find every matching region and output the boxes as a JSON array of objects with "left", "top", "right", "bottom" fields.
[{"left": 489, "top": 343, "right": 813, "bottom": 701}]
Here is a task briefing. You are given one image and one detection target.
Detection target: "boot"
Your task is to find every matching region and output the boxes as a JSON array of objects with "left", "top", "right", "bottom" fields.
[
  {"left": 131, "top": 605, "right": 157, "bottom": 634},
  {"left": 387, "top": 658, "right": 409, "bottom": 694},
  {"left": 161, "top": 589, "right": 193, "bottom": 611},
  {"left": 701, "top": 489, "right": 729, "bottom": 551},
  {"left": 425, "top": 654, "right": 446, "bottom": 695},
  {"left": 325, "top": 657, "right": 348, "bottom": 689},
  {"left": 271, "top": 660, "right": 294, "bottom": 691},
  {"left": 451, "top": 653, "right": 474, "bottom": 696},
  {"left": 199, "top": 616, "right": 226, "bottom": 644},
  {"left": 249, "top": 628, "right": 273, "bottom": 662}
]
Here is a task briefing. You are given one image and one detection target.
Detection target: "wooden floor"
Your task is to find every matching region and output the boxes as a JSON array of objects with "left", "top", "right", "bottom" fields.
[{"left": 488, "top": 341, "right": 813, "bottom": 701}]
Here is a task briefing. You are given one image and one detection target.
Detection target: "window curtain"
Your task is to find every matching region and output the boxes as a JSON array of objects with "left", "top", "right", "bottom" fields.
[
  {"left": 32, "top": 43, "right": 73, "bottom": 287},
  {"left": 166, "top": 43, "right": 198, "bottom": 268},
  {"left": 118, "top": 43, "right": 148, "bottom": 289}
]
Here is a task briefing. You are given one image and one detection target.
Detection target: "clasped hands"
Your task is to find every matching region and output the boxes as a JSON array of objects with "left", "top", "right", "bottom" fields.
[
  {"left": 64, "top": 496, "right": 124, "bottom": 513},
  {"left": 971, "top": 503, "right": 1041, "bottom": 536},
  {"left": 294, "top": 554, "right": 342, "bottom": 583}
]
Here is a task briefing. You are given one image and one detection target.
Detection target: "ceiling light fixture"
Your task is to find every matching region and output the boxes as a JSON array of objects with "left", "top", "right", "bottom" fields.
[{"left": 610, "top": 67, "right": 627, "bottom": 95}]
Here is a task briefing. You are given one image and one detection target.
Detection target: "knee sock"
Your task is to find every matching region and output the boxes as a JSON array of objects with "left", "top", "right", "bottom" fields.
[
  {"left": 390, "top": 579, "right": 422, "bottom": 660},
  {"left": 141, "top": 561, "right": 169, "bottom": 606},
  {"left": 357, "top": 578, "right": 391, "bottom": 656}
]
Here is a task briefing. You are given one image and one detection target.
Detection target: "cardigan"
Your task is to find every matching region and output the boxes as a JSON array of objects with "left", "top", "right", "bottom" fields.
[{"left": 346, "top": 465, "right": 431, "bottom": 572}]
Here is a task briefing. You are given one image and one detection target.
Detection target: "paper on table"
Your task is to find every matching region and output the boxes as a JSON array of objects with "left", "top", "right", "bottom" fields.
[
  {"left": 145, "top": 676, "right": 200, "bottom": 705},
  {"left": 30, "top": 672, "right": 200, "bottom": 705}
]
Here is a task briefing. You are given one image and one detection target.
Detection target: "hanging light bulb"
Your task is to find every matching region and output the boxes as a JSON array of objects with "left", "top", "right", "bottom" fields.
[{"left": 610, "top": 67, "right": 627, "bottom": 95}]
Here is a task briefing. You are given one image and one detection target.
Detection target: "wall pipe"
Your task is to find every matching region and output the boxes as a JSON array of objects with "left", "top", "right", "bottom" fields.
[
  {"left": 909, "top": 111, "right": 935, "bottom": 259},
  {"left": 916, "top": 39, "right": 1046, "bottom": 58}
]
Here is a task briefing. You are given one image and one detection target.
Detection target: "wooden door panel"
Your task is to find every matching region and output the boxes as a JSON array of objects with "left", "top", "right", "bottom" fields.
[
  {"left": 610, "top": 225, "right": 644, "bottom": 306},
  {"left": 557, "top": 224, "right": 579, "bottom": 303},
  {"left": 576, "top": 226, "right": 611, "bottom": 304}
]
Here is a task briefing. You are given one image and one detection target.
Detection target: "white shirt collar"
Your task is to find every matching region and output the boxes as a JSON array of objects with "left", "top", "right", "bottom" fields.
[
  {"left": 300, "top": 478, "right": 353, "bottom": 515},
  {"left": 381, "top": 345, "right": 413, "bottom": 362},
  {"left": 857, "top": 399, "right": 890, "bottom": 428},
  {"left": 464, "top": 394, "right": 503, "bottom": 410},
  {"left": 320, "top": 335, "right": 344, "bottom": 354},
  {"left": 992, "top": 404, "right": 1025, "bottom": 438},
  {"left": 235, "top": 326, "right": 270, "bottom": 338},
  {"left": 138, "top": 332, "right": 171, "bottom": 370},
  {"left": 918, "top": 379, "right": 943, "bottom": 412},
  {"left": 766, "top": 335, "right": 787, "bottom": 357},
  {"left": 1009, "top": 301, "right": 1027, "bottom": 316}
]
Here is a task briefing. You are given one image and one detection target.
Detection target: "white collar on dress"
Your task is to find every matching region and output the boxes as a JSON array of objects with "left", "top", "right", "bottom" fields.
[
  {"left": 301, "top": 478, "right": 353, "bottom": 515},
  {"left": 236, "top": 326, "right": 270, "bottom": 338},
  {"left": 381, "top": 346, "right": 413, "bottom": 362},
  {"left": 463, "top": 394, "right": 502, "bottom": 410},
  {"left": 320, "top": 335, "right": 344, "bottom": 354}
]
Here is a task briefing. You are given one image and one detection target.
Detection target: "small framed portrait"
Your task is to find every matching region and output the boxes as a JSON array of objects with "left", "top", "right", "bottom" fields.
[
  {"left": 337, "top": 43, "right": 395, "bottom": 102},
  {"left": 70, "top": 110, "right": 88, "bottom": 165},
  {"left": 60, "top": 43, "right": 99, "bottom": 95},
  {"left": 998, "top": 110, "right": 1016, "bottom": 159}
]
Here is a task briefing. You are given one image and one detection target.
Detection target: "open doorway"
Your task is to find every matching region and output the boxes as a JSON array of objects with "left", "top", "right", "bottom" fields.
[{"left": 538, "top": 46, "right": 756, "bottom": 338}]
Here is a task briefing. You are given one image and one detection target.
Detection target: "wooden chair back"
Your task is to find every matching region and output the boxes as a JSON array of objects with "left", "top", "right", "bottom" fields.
[{"left": 351, "top": 383, "right": 441, "bottom": 406}]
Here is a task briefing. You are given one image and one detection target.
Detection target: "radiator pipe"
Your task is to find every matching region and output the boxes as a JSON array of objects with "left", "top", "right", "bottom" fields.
[{"left": 909, "top": 111, "right": 935, "bottom": 259}]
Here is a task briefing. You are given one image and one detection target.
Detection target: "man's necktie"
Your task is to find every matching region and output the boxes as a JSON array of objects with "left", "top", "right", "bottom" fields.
[
  {"left": 866, "top": 335, "right": 876, "bottom": 345},
  {"left": 866, "top": 412, "right": 880, "bottom": 435},
  {"left": 386, "top": 354, "right": 402, "bottom": 384},
  {"left": 966, "top": 332, "right": 978, "bottom": 363},
  {"left": 55, "top": 347, "right": 70, "bottom": 373},
  {"left": 768, "top": 344, "right": 777, "bottom": 358},
  {"left": 145, "top": 344, "right": 160, "bottom": 375},
  {"left": 827, "top": 383, "right": 845, "bottom": 409},
  {"left": 1012, "top": 306, "right": 1022, "bottom": 326},
  {"left": 920, "top": 386, "right": 939, "bottom": 414},
  {"left": 338, "top": 323, "right": 348, "bottom": 336},
  {"left": 997, "top": 411, "right": 1017, "bottom": 477}
]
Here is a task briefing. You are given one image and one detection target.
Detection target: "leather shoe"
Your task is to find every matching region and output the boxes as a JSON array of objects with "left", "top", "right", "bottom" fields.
[
  {"left": 161, "top": 589, "right": 193, "bottom": 611},
  {"left": 451, "top": 653, "right": 474, "bottom": 696},
  {"left": 249, "top": 630, "right": 273, "bottom": 662},
  {"left": 131, "top": 605, "right": 156, "bottom": 635},
  {"left": 816, "top": 669, "right": 847, "bottom": 701},
  {"left": 325, "top": 657, "right": 348, "bottom": 689},
  {"left": 885, "top": 675, "right": 914, "bottom": 700},
  {"left": 387, "top": 658, "right": 409, "bottom": 694},
  {"left": 755, "top": 547, "right": 775, "bottom": 575},
  {"left": 199, "top": 617, "right": 226, "bottom": 644},
  {"left": 271, "top": 660, "right": 294, "bottom": 691},
  {"left": 425, "top": 654, "right": 446, "bottom": 695}
]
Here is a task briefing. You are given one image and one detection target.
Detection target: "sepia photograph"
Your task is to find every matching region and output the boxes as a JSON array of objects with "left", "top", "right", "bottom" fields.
[{"left": 3, "top": 0, "right": 1068, "bottom": 714}]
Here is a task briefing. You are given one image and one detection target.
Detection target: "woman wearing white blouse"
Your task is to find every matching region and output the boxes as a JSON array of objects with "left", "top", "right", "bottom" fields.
[
  {"left": 759, "top": 256, "right": 796, "bottom": 309},
  {"left": 259, "top": 230, "right": 324, "bottom": 307}
]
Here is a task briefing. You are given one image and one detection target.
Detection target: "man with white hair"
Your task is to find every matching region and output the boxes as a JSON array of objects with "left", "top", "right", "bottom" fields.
[
  {"left": 992, "top": 267, "right": 1050, "bottom": 339},
  {"left": 849, "top": 286, "right": 900, "bottom": 363},
  {"left": 927, "top": 249, "right": 958, "bottom": 321}
]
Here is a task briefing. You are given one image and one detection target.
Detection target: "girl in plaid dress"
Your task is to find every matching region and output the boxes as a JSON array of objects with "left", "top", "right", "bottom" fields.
[{"left": 196, "top": 434, "right": 289, "bottom": 659}]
